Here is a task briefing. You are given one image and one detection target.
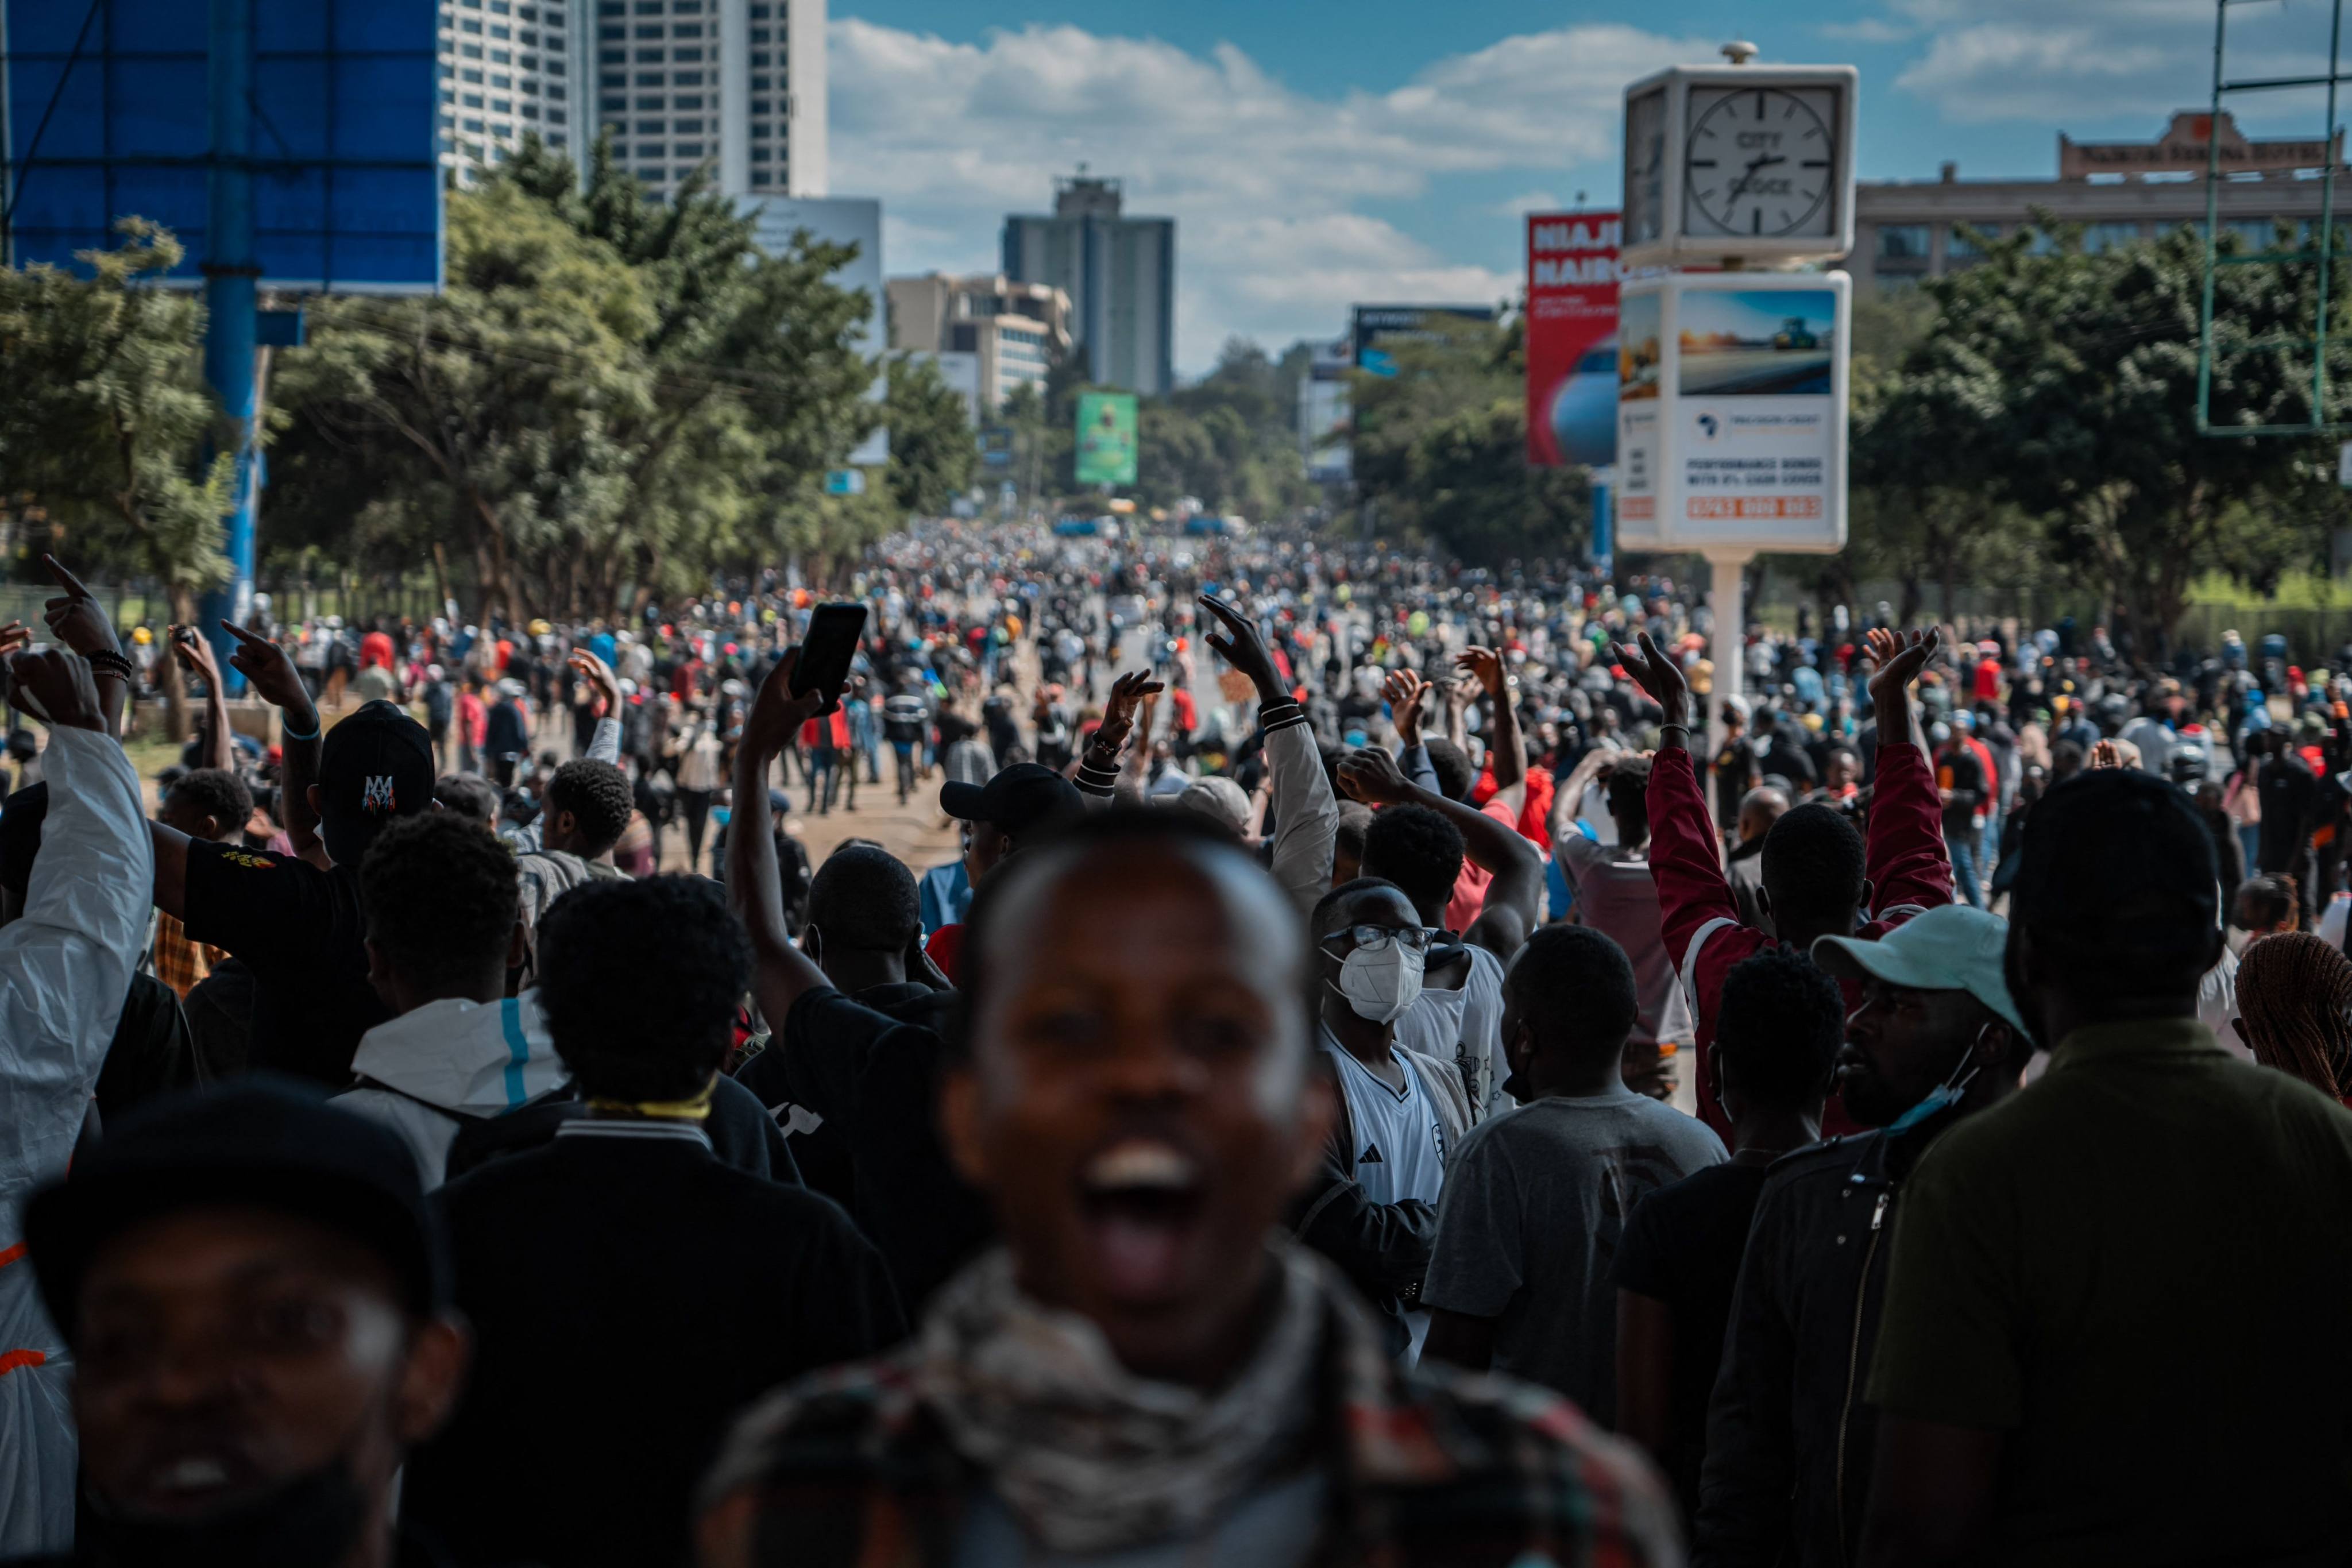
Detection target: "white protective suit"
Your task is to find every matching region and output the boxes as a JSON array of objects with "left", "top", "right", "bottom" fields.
[{"left": 0, "top": 725, "right": 152, "bottom": 1554}]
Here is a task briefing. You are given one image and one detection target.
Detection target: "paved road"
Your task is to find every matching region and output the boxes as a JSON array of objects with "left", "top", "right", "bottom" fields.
[{"left": 1681, "top": 348, "right": 1832, "bottom": 397}]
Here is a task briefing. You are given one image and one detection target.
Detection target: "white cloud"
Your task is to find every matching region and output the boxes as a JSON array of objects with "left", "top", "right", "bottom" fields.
[
  {"left": 1885, "top": 1, "right": 2328, "bottom": 126},
  {"left": 829, "top": 18, "right": 1713, "bottom": 372},
  {"left": 1818, "top": 18, "right": 1913, "bottom": 44},
  {"left": 1493, "top": 191, "right": 1567, "bottom": 218}
]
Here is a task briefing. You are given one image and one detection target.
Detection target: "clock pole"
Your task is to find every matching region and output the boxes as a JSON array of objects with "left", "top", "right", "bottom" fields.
[{"left": 1706, "top": 548, "right": 1754, "bottom": 755}]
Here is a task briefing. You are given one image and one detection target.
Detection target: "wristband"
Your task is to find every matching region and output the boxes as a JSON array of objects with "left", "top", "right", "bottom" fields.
[
  {"left": 1659, "top": 722, "right": 1692, "bottom": 747},
  {"left": 84, "top": 650, "right": 134, "bottom": 683},
  {"left": 281, "top": 713, "right": 321, "bottom": 743}
]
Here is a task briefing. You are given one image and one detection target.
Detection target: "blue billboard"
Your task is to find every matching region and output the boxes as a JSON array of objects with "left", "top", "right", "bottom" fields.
[{"left": 3, "top": 0, "right": 442, "bottom": 292}]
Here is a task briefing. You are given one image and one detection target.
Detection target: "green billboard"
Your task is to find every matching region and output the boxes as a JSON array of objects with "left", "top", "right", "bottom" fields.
[{"left": 1075, "top": 391, "right": 1140, "bottom": 486}]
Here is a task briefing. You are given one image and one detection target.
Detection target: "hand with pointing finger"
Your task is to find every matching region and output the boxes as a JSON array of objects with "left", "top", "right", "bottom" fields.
[
  {"left": 220, "top": 620, "right": 315, "bottom": 719},
  {"left": 40, "top": 555, "right": 120, "bottom": 662}
]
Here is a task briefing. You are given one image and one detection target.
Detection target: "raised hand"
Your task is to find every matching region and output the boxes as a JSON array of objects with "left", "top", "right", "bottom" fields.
[
  {"left": 1384, "top": 667, "right": 1430, "bottom": 747},
  {"left": 1090, "top": 669, "right": 1166, "bottom": 760},
  {"left": 569, "top": 647, "right": 621, "bottom": 717},
  {"left": 743, "top": 646, "right": 825, "bottom": 760},
  {"left": 1865, "top": 627, "right": 1938, "bottom": 710},
  {"left": 1338, "top": 744, "right": 1415, "bottom": 807},
  {"left": 0, "top": 623, "right": 30, "bottom": 657},
  {"left": 1197, "top": 595, "right": 1281, "bottom": 700},
  {"left": 1456, "top": 645, "right": 1508, "bottom": 700},
  {"left": 1, "top": 648, "right": 105, "bottom": 732},
  {"left": 2091, "top": 738, "right": 2123, "bottom": 770},
  {"left": 40, "top": 555, "right": 121, "bottom": 660},
  {"left": 219, "top": 621, "right": 313, "bottom": 715},
  {"left": 168, "top": 624, "right": 222, "bottom": 684},
  {"left": 1612, "top": 631, "right": 1692, "bottom": 730}
]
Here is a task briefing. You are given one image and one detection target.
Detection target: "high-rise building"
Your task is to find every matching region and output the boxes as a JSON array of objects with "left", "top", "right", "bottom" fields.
[
  {"left": 1001, "top": 175, "right": 1175, "bottom": 396},
  {"left": 436, "top": 0, "right": 592, "bottom": 182},
  {"left": 586, "top": 0, "right": 828, "bottom": 203},
  {"left": 887, "top": 273, "right": 1072, "bottom": 411}
]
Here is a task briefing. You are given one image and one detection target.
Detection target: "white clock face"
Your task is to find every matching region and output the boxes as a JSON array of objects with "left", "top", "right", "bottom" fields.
[{"left": 1683, "top": 86, "right": 1837, "bottom": 239}]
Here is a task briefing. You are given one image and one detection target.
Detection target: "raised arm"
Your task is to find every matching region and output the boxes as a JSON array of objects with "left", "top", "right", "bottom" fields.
[
  {"left": 1385, "top": 669, "right": 1442, "bottom": 795},
  {"left": 729, "top": 647, "right": 831, "bottom": 1030},
  {"left": 1548, "top": 742, "right": 1618, "bottom": 849},
  {"left": 221, "top": 621, "right": 325, "bottom": 867},
  {"left": 171, "top": 627, "right": 235, "bottom": 771},
  {"left": 1339, "top": 746, "right": 1541, "bottom": 956},
  {"left": 0, "top": 651, "right": 151, "bottom": 1106},
  {"left": 1458, "top": 646, "right": 1525, "bottom": 805},
  {"left": 569, "top": 648, "right": 625, "bottom": 763},
  {"left": 1073, "top": 669, "right": 1164, "bottom": 804},
  {"left": 1203, "top": 595, "right": 1336, "bottom": 914},
  {"left": 1860, "top": 629, "right": 1954, "bottom": 917},
  {"left": 40, "top": 557, "right": 130, "bottom": 739},
  {"left": 1616, "top": 632, "right": 1743, "bottom": 961}
]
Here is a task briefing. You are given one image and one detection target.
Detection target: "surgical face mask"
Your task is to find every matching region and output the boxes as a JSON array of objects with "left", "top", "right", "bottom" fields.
[
  {"left": 1329, "top": 939, "right": 1426, "bottom": 1025},
  {"left": 1885, "top": 1024, "right": 1991, "bottom": 1137}
]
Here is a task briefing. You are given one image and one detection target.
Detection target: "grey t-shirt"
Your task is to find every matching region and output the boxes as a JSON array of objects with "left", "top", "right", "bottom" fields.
[
  {"left": 1421, "top": 1086, "right": 1726, "bottom": 1423},
  {"left": 1555, "top": 835, "right": 1694, "bottom": 1048}
]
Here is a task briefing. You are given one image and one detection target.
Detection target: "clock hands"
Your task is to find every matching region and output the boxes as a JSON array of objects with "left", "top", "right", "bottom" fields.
[{"left": 1727, "top": 153, "right": 1787, "bottom": 203}]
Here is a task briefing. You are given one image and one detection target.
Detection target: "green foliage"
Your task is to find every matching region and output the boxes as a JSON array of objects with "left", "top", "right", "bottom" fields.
[
  {"left": 1845, "top": 218, "right": 2352, "bottom": 649},
  {"left": 266, "top": 133, "right": 887, "bottom": 616},
  {"left": 1348, "top": 321, "right": 1589, "bottom": 564},
  {"left": 884, "top": 353, "right": 979, "bottom": 516},
  {"left": 0, "top": 220, "right": 232, "bottom": 601}
]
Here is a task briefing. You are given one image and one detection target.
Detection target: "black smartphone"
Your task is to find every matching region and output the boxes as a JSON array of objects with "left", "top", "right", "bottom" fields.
[{"left": 791, "top": 602, "right": 868, "bottom": 713}]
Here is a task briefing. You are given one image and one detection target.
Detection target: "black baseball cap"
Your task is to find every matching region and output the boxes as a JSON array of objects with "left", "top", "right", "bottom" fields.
[
  {"left": 24, "top": 1077, "right": 450, "bottom": 1341},
  {"left": 317, "top": 700, "right": 433, "bottom": 861},
  {"left": 941, "top": 762, "right": 1086, "bottom": 840}
]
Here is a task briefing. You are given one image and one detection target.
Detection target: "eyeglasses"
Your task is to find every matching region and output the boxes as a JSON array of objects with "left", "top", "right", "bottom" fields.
[{"left": 1320, "top": 924, "right": 1442, "bottom": 955}]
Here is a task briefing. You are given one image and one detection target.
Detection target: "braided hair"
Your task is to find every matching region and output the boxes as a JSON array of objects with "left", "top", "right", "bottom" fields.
[{"left": 2235, "top": 932, "right": 2352, "bottom": 1101}]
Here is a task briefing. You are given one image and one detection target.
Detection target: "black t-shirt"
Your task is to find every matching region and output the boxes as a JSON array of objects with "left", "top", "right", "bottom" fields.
[
  {"left": 1612, "top": 1159, "right": 1773, "bottom": 1517},
  {"left": 181, "top": 839, "right": 389, "bottom": 1088},
  {"left": 735, "top": 987, "right": 994, "bottom": 1312}
]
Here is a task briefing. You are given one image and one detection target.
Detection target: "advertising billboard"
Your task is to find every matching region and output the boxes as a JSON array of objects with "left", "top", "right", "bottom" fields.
[
  {"left": 1075, "top": 391, "right": 1140, "bottom": 486},
  {"left": 1351, "top": 304, "right": 1497, "bottom": 377},
  {"left": 1613, "top": 271, "right": 1850, "bottom": 553},
  {"left": 3, "top": 0, "right": 443, "bottom": 291},
  {"left": 746, "top": 196, "right": 888, "bottom": 465},
  {"left": 1525, "top": 211, "right": 1621, "bottom": 468}
]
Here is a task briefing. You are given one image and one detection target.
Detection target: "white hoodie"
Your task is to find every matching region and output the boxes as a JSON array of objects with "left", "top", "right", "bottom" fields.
[{"left": 335, "top": 991, "right": 570, "bottom": 1188}]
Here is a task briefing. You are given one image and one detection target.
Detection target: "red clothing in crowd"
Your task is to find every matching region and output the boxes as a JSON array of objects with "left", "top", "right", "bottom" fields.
[
  {"left": 1168, "top": 688, "right": 1198, "bottom": 737},
  {"left": 1973, "top": 656, "right": 2002, "bottom": 704},
  {"left": 360, "top": 629, "right": 396, "bottom": 670},
  {"left": 1647, "top": 739, "right": 1955, "bottom": 1142}
]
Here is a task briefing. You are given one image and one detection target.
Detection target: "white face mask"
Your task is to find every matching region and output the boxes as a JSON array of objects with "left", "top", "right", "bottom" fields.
[{"left": 1331, "top": 940, "right": 1426, "bottom": 1025}]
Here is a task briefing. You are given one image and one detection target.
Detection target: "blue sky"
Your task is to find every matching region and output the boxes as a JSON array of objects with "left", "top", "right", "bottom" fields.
[{"left": 829, "top": 0, "right": 2345, "bottom": 374}]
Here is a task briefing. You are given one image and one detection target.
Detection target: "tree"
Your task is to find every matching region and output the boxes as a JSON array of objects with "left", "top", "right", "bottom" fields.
[
  {"left": 1861, "top": 218, "right": 2352, "bottom": 653},
  {"left": 0, "top": 219, "right": 231, "bottom": 737},
  {"left": 1349, "top": 322, "right": 1589, "bottom": 565},
  {"left": 883, "top": 354, "right": 979, "bottom": 516}
]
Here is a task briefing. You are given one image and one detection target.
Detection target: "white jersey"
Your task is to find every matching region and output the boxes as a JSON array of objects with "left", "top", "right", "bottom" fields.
[
  {"left": 1323, "top": 1034, "right": 1450, "bottom": 1363},
  {"left": 1395, "top": 944, "right": 1510, "bottom": 1122}
]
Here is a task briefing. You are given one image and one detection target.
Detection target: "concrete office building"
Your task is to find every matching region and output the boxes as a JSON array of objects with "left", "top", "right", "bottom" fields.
[
  {"left": 1002, "top": 175, "right": 1175, "bottom": 396},
  {"left": 887, "top": 273, "right": 1072, "bottom": 411},
  {"left": 589, "top": 0, "right": 827, "bottom": 203},
  {"left": 437, "top": 0, "right": 592, "bottom": 181},
  {"left": 1843, "top": 111, "right": 2346, "bottom": 298}
]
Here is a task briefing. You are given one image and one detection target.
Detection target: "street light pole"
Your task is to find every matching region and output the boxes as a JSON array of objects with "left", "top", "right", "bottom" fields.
[{"left": 200, "top": 0, "right": 260, "bottom": 686}]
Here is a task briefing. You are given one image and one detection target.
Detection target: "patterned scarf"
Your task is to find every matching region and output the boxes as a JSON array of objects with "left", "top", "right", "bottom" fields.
[{"left": 913, "top": 1242, "right": 1324, "bottom": 1555}]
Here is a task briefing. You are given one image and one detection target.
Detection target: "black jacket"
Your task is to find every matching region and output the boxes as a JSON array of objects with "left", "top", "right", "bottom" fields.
[
  {"left": 404, "top": 1126, "right": 903, "bottom": 1568},
  {"left": 1694, "top": 1118, "right": 1951, "bottom": 1568}
]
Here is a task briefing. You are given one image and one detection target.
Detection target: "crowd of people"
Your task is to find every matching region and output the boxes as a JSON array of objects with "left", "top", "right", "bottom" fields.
[{"left": 3, "top": 522, "right": 2352, "bottom": 1567}]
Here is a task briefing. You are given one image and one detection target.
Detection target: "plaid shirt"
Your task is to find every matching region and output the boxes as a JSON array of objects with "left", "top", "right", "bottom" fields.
[
  {"left": 700, "top": 1269, "right": 1682, "bottom": 1567},
  {"left": 151, "top": 911, "right": 224, "bottom": 999}
]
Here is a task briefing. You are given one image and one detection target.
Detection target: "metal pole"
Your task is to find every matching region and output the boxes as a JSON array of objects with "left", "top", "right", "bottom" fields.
[
  {"left": 199, "top": 0, "right": 259, "bottom": 688},
  {"left": 1708, "top": 550, "right": 1751, "bottom": 759},
  {"left": 2197, "top": 0, "right": 2229, "bottom": 434},
  {"left": 1590, "top": 466, "right": 1615, "bottom": 583},
  {"left": 2314, "top": 0, "right": 2343, "bottom": 424}
]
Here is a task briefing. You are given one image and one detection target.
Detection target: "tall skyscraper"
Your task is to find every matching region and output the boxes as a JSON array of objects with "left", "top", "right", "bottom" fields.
[
  {"left": 1002, "top": 175, "right": 1175, "bottom": 397},
  {"left": 436, "top": 0, "right": 592, "bottom": 182},
  {"left": 591, "top": 0, "right": 828, "bottom": 202}
]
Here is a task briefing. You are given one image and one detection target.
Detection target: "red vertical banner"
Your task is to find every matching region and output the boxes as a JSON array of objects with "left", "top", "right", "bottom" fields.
[{"left": 1525, "top": 211, "right": 1622, "bottom": 468}]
